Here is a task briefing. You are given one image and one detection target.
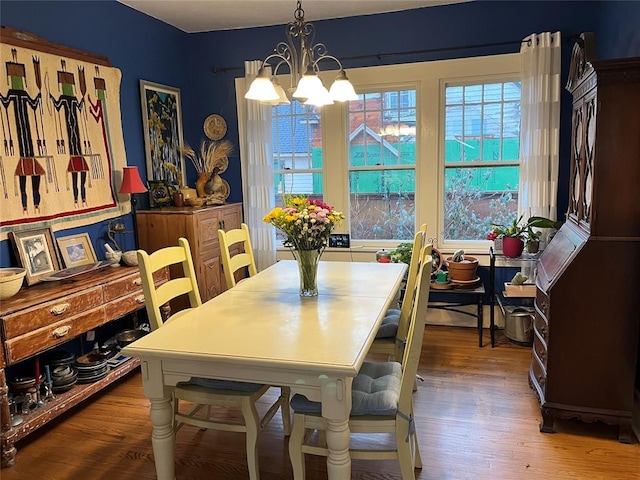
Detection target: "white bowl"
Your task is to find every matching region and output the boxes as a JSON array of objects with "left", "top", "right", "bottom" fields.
[
  {"left": 121, "top": 251, "right": 138, "bottom": 266},
  {"left": 0, "top": 268, "right": 27, "bottom": 300},
  {"left": 105, "top": 251, "right": 123, "bottom": 267}
]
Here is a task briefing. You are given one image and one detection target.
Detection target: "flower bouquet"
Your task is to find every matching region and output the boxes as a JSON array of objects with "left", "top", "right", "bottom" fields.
[{"left": 263, "top": 195, "right": 344, "bottom": 296}]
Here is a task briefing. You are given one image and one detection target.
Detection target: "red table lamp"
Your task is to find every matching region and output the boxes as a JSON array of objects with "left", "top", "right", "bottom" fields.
[{"left": 119, "top": 166, "right": 147, "bottom": 249}]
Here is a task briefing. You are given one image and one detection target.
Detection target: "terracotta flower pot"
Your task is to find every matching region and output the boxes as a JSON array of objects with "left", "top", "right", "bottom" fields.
[
  {"left": 445, "top": 256, "right": 479, "bottom": 281},
  {"left": 502, "top": 237, "right": 524, "bottom": 258}
]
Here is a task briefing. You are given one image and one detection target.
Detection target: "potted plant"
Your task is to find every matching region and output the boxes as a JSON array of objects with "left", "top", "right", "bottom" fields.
[
  {"left": 445, "top": 249, "right": 479, "bottom": 281},
  {"left": 390, "top": 242, "right": 413, "bottom": 265},
  {"left": 490, "top": 215, "right": 563, "bottom": 257},
  {"left": 489, "top": 215, "right": 527, "bottom": 258}
]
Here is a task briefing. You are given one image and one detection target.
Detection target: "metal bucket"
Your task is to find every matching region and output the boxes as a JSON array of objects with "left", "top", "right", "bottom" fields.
[{"left": 502, "top": 306, "right": 534, "bottom": 345}]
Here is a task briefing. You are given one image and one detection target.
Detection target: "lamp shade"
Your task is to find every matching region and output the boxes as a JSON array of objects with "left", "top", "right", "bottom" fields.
[{"left": 119, "top": 166, "right": 147, "bottom": 194}]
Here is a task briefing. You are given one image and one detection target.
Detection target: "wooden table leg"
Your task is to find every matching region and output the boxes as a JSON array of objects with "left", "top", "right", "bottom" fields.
[
  {"left": 321, "top": 377, "right": 352, "bottom": 480},
  {"left": 0, "top": 368, "right": 17, "bottom": 468},
  {"left": 149, "top": 396, "right": 175, "bottom": 480}
]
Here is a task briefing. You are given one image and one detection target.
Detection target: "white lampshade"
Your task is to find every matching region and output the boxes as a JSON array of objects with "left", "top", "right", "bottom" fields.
[
  {"left": 329, "top": 70, "right": 359, "bottom": 102},
  {"left": 304, "top": 83, "right": 334, "bottom": 107},
  {"left": 293, "top": 67, "right": 324, "bottom": 99},
  {"left": 267, "top": 77, "right": 291, "bottom": 106},
  {"left": 245, "top": 68, "right": 280, "bottom": 102}
]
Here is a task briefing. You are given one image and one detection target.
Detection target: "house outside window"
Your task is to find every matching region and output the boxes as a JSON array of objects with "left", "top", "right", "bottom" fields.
[
  {"left": 348, "top": 90, "right": 416, "bottom": 240},
  {"left": 272, "top": 101, "right": 323, "bottom": 201}
]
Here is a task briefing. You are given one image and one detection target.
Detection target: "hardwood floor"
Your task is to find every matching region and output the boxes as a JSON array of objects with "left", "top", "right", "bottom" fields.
[{"left": 3, "top": 326, "right": 639, "bottom": 479}]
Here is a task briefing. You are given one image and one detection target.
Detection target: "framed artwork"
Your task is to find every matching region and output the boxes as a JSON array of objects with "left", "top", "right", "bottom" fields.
[
  {"left": 148, "top": 180, "right": 171, "bottom": 208},
  {"left": 139, "top": 80, "right": 185, "bottom": 187},
  {"left": 10, "top": 227, "right": 60, "bottom": 285},
  {"left": 56, "top": 233, "right": 98, "bottom": 267}
]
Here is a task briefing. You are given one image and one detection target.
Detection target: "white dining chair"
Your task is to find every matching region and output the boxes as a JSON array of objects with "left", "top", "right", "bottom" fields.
[
  {"left": 218, "top": 223, "right": 258, "bottom": 289},
  {"left": 137, "top": 237, "right": 289, "bottom": 480},
  {"left": 288, "top": 246, "right": 433, "bottom": 479},
  {"left": 218, "top": 223, "right": 292, "bottom": 432},
  {"left": 369, "top": 224, "right": 428, "bottom": 360}
]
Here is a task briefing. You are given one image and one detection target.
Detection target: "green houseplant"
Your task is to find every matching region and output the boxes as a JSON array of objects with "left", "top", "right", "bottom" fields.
[
  {"left": 390, "top": 242, "right": 413, "bottom": 265},
  {"left": 489, "top": 215, "right": 562, "bottom": 257}
]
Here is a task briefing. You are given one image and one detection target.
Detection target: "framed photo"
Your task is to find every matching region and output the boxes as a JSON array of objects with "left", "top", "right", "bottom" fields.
[
  {"left": 56, "top": 233, "right": 98, "bottom": 268},
  {"left": 140, "top": 80, "right": 185, "bottom": 187},
  {"left": 148, "top": 180, "right": 171, "bottom": 208},
  {"left": 10, "top": 227, "right": 60, "bottom": 285}
]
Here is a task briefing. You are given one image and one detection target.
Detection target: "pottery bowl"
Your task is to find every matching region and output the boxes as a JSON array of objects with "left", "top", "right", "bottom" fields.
[
  {"left": 184, "top": 197, "right": 206, "bottom": 207},
  {"left": 116, "top": 329, "right": 147, "bottom": 348},
  {"left": 0, "top": 268, "right": 26, "bottom": 300},
  {"left": 105, "top": 250, "right": 123, "bottom": 267},
  {"left": 121, "top": 250, "right": 138, "bottom": 266}
]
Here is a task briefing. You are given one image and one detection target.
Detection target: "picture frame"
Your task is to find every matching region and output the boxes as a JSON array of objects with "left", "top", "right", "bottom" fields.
[
  {"left": 56, "top": 233, "right": 98, "bottom": 268},
  {"left": 148, "top": 180, "right": 171, "bottom": 208},
  {"left": 139, "top": 80, "right": 185, "bottom": 187},
  {"left": 10, "top": 227, "right": 60, "bottom": 285}
]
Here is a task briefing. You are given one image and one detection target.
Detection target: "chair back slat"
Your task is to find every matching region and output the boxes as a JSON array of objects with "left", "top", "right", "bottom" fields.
[
  {"left": 218, "top": 223, "right": 258, "bottom": 289},
  {"left": 394, "top": 230, "right": 431, "bottom": 359},
  {"left": 398, "top": 248, "right": 432, "bottom": 411},
  {"left": 137, "top": 237, "right": 202, "bottom": 331}
]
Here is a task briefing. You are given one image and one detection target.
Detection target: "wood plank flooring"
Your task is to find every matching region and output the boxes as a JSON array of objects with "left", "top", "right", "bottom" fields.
[{"left": 3, "top": 326, "right": 639, "bottom": 479}]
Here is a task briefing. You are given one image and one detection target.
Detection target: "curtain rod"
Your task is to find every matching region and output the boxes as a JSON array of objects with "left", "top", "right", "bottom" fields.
[{"left": 211, "top": 33, "right": 580, "bottom": 74}]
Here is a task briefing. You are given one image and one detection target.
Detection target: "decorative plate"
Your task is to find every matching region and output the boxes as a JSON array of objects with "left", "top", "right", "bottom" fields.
[
  {"left": 214, "top": 155, "right": 229, "bottom": 174},
  {"left": 204, "top": 114, "right": 227, "bottom": 140},
  {"left": 219, "top": 178, "right": 230, "bottom": 201}
]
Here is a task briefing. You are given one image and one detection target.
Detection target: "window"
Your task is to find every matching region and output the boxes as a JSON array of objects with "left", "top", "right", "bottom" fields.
[
  {"left": 348, "top": 90, "right": 416, "bottom": 240},
  {"left": 239, "top": 53, "right": 522, "bottom": 253},
  {"left": 443, "top": 82, "right": 521, "bottom": 241},
  {"left": 272, "top": 100, "right": 323, "bottom": 201}
]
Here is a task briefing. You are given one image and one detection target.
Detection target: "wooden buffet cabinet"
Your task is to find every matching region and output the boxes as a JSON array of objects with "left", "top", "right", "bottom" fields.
[
  {"left": 0, "top": 265, "right": 169, "bottom": 467},
  {"left": 136, "top": 203, "right": 244, "bottom": 303},
  {"left": 529, "top": 34, "right": 640, "bottom": 443}
]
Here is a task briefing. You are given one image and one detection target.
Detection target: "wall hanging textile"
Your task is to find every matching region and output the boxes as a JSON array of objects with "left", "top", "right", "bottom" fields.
[{"left": 0, "top": 27, "right": 129, "bottom": 241}]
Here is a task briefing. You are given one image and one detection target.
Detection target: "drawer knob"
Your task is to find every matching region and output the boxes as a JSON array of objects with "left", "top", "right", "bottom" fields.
[
  {"left": 50, "top": 303, "right": 70, "bottom": 315},
  {"left": 52, "top": 325, "right": 72, "bottom": 338},
  {"left": 135, "top": 295, "right": 146, "bottom": 304},
  {"left": 133, "top": 279, "right": 142, "bottom": 286}
]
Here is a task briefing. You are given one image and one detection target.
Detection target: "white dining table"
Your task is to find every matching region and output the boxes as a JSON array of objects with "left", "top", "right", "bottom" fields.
[{"left": 123, "top": 259, "right": 407, "bottom": 480}]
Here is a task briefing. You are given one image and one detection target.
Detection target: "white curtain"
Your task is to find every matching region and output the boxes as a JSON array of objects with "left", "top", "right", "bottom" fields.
[
  {"left": 242, "top": 60, "right": 276, "bottom": 271},
  {"left": 519, "top": 31, "right": 561, "bottom": 221}
]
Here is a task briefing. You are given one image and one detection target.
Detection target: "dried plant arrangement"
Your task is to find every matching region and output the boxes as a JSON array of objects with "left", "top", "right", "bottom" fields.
[{"left": 180, "top": 140, "right": 234, "bottom": 173}]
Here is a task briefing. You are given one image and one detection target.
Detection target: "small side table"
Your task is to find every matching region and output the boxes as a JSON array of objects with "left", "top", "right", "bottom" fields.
[
  {"left": 429, "top": 283, "right": 486, "bottom": 347},
  {"left": 489, "top": 247, "right": 539, "bottom": 347}
]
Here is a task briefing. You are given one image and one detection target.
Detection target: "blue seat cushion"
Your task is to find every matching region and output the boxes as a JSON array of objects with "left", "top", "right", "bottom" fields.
[
  {"left": 185, "top": 377, "right": 266, "bottom": 392},
  {"left": 291, "top": 361, "right": 402, "bottom": 416},
  {"left": 375, "top": 312, "right": 400, "bottom": 339}
]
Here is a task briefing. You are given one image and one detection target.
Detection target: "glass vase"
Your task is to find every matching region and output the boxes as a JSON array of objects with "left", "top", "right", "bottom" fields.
[{"left": 292, "top": 248, "right": 321, "bottom": 297}]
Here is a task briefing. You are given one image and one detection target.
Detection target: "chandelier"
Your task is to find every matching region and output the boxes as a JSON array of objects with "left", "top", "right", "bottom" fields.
[{"left": 245, "top": 1, "right": 358, "bottom": 107}]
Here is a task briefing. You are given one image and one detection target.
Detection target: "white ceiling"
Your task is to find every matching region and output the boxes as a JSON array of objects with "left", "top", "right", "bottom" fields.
[{"left": 117, "top": 0, "right": 469, "bottom": 33}]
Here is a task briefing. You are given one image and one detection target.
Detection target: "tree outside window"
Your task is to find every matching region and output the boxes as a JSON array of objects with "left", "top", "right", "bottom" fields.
[{"left": 443, "top": 82, "right": 521, "bottom": 241}]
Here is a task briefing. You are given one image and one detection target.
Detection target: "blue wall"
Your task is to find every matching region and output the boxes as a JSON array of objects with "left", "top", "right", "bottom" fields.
[{"left": 1, "top": 0, "right": 637, "bottom": 267}]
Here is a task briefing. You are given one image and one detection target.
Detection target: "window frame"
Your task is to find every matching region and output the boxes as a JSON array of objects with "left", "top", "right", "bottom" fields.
[{"left": 236, "top": 53, "right": 522, "bottom": 256}]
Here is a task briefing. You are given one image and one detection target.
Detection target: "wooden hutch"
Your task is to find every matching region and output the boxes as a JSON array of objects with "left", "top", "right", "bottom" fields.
[{"left": 529, "top": 33, "right": 640, "bottom": 443}]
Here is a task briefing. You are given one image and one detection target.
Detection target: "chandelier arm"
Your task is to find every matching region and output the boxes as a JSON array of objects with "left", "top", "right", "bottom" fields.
[
  {"left": 262, "top": 53, "right": 292, "bottom": 71},
  {"left": 310, "top": 54, "right": 345, "bottom": 74},
  {"left": 248, "top": 0, "right": 356, "bottom": 105}
]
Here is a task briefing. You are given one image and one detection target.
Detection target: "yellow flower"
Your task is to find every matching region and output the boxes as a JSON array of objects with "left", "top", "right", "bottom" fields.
[{"left": 264, "top": 195, "right": 345, "bottom": 251}]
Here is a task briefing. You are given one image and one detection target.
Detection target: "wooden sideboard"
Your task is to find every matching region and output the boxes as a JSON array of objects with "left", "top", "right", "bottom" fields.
[
  {"left": 0, "top": 265, "right": 168, "bottom": 468},
  {"left": 136, "top": 203, "right": 244, "bottom": 304}
]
